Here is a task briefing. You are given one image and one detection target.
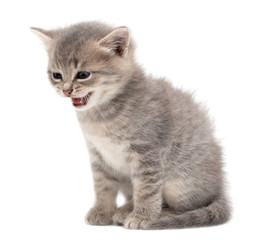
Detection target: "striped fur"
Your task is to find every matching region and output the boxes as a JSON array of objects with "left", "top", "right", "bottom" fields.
[{"left": 32, "top": 21, "right": 231, "bottom": 229}]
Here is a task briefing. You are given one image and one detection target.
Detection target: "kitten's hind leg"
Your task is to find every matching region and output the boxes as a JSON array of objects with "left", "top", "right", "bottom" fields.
[
  {"left": 140, "top": 196, "right": 230, "bottom": 229},
  {"left": 160, "top": 206, "right": 181, "bottom": 217},
  {"left": 113, "top": 182, "right": 133, "bottom": 225},
  {"left": 113, "top": 201, "right": 134, "bottom": 225}
]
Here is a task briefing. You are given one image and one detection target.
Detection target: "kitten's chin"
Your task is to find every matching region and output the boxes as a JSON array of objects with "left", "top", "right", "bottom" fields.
[{"left": 73, "top": 105, "right": 90, "bottom": 112}]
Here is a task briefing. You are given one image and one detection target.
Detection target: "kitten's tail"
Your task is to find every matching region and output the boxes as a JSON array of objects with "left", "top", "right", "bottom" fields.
[{"left": 144, "top": 196, "right": 231, "bottom": 229}]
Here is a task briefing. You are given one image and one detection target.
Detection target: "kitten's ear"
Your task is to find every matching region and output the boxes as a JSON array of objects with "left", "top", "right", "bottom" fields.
[
  {"left": 98, "top": 27, "right": 130, "bottom": 56},
  {"left": 30, "top": 27, "right": 56, "bottom": 50}
]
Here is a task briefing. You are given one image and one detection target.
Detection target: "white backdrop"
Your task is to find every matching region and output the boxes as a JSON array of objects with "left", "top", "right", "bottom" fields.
[{"left": 0, "top": 0, "right": 256, "bottom": 239}]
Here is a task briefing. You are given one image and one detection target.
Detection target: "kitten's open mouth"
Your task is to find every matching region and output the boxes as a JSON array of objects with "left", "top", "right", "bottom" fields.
[{"left": 72, "top": 92, "right": 93, "bottom": 107}]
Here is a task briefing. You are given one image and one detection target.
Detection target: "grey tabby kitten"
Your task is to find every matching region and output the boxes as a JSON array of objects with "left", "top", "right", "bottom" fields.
[{"left": 31, "top": 21, "right": 230, "bottom": 229}]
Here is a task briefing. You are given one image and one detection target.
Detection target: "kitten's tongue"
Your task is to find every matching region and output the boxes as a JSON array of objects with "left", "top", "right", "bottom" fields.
[{"left": 72, "top": 92, "right": 93, "bottom": 107}]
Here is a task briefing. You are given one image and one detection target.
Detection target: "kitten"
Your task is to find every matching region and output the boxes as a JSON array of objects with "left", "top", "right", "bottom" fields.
[{"left": 31, "top": 21, "right": 230, "bottom": 229}]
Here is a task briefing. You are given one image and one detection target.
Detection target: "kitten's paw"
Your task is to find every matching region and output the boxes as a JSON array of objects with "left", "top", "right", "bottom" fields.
[
  {"left": 124, "top": 216, "right": 142, "bottom": 229},
  {"left": 140, "top": 219, "right": 155, "bottom": 230},
  {"left": 124, "top": 212, "right": 154, "bottom": 230},
  {"left": 85, "top": 207, "right": 115, "bottom": 225},
  {"left": 113, "top": 201, "right": 133, "bottom": 225}
]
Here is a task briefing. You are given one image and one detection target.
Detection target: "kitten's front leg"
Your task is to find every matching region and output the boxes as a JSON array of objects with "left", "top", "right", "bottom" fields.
[
  {"left": 124, "top": 152, "right": 163, "bottom": 229},
  {"left": 86, "top": 151, "right": 119, "bottom": 225}
]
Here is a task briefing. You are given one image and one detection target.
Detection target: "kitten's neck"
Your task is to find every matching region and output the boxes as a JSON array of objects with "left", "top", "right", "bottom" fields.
[{"left": 76, "top": 66, "right": 145, "bottom": 123}]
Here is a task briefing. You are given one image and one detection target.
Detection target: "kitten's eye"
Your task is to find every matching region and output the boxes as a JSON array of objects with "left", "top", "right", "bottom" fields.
[
  {"left": 53, "top": 72, "right": 63, "bottom": 81},
  {"left": 77, "top": 71, "right": 91, "bottom": 81}
]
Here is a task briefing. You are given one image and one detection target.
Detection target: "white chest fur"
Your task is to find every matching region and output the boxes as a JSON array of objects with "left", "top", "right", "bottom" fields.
[{"left": 87, "top": 135, "right": 131, "bottom": 177}]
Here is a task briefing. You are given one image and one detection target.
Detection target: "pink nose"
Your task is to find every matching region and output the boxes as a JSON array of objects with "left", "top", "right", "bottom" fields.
[{"left": 63, "top": 89, "right": 73, "bottom": 97}]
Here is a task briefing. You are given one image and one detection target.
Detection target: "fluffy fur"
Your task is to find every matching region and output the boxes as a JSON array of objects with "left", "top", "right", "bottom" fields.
[{"left": 32, "top": 21, "right": 230, "bottom": 229}]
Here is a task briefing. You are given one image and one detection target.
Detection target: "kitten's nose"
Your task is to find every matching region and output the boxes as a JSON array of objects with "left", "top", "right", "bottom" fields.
[
  {"left": 63, "top": 82, "right": 73, "bottom": 97},
  {"left": 63, "top": 89, "right": 73, "bottom": 97}
]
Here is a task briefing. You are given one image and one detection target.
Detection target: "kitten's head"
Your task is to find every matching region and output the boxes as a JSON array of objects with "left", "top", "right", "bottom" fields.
[{"left": 31, "top": 22, "right": 135, "bottom": 111}]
